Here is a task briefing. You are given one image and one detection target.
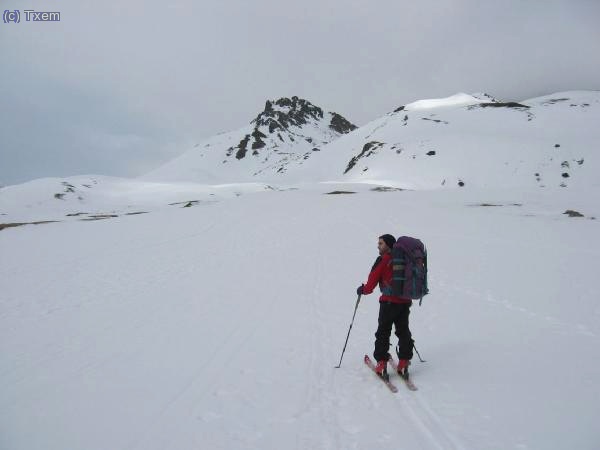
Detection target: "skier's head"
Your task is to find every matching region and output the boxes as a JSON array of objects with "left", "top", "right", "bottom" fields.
[{"left": 378, "top": 234, "right": 396, "bottom": 255}]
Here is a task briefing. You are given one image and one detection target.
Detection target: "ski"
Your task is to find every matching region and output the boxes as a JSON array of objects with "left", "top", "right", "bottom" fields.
[
  {"left": 388, "top": 355, "right": 418, "bottom": 391},
  {"left": 364, "top": 355, "right": 398, "bottom": 393}
]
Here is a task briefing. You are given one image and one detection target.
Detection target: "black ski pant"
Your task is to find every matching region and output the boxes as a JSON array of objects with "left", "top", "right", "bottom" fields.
[{"left": 373, "top": 301, "right": 413, "bottom": 362}]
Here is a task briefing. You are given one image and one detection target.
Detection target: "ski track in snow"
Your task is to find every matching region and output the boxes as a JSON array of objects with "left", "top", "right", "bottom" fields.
[
  {"left": 439, "top": 274, "right": 598, "bottom": 340},
  {"left": 117, "top": 204, "right": 348, "bottom": 450},
  {"left": 124, "top": 206, "right": 271, "bottom": 450},
  {"left": 293, "top": 243, "right": 341, "bottom": 450},
  {"left": 400, "top": 393, "right": 467, "bottom": 450}
]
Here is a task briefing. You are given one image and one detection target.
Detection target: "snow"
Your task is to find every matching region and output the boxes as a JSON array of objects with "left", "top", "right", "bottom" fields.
[
  {"left": 297, "top": 91, "right": 600, "bottom": 190},
  {"left": 138, "top": 91, "right": 600, "bottom": 192},
  {"left": 140, "top": 106, "right": 348, "bottom": 185},
  {"left": 1, "top": 90, "right": 600, "bottom": 449},
  {"left": 0, "top": 175, "right": 274, "bottom": 223},
  {"left": 1, "top": 181, "right": 599, "bottom": 450},
  {"left": 403, "top": 93, "right": 486, "bottom": 111}
]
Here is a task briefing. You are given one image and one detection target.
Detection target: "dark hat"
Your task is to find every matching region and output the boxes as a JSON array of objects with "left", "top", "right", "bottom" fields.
[{"left": 379, "top": 234, "right": 396, "bottom": 250}]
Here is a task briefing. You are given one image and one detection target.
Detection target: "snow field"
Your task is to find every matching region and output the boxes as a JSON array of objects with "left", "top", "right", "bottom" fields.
[{"left": 1, "top": 185, "right": 599, "bottom": 449}]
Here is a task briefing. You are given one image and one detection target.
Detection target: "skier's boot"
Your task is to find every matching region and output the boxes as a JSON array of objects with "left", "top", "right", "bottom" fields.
[
  {"left": 374, "top": 359, "right": 388, "bottom": 379},
  {"left": 397, "top": 359, "right": 410, "bottom": 378}
]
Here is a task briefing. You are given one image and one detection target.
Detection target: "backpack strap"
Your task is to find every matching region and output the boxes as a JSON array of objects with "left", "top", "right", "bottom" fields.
[{"left": 370, "top": 256, "right": 383, "bottom": 272}]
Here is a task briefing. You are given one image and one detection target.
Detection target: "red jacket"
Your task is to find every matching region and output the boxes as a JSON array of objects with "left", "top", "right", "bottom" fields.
[{"left": 363, "top": 252, "right": 411, "bottom": 304}]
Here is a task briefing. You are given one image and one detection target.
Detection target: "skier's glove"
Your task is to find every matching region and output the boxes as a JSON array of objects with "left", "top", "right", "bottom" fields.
[{"left": 356, "top": 284, "right": 364, "bottom": 295}]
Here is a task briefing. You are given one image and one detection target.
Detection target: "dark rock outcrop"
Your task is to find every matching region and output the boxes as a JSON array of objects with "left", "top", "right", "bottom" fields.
[
  {"left": 329, "top": 112, "right": 357, "bottom": 134},
  {"left": 344, "top": 141, "right": 384, "bottom": 174},
  {"left": 226, "top": 96, "right": 355, "bottom": 161}
]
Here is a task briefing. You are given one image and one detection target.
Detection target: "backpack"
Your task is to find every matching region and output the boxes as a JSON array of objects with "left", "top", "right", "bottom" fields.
[{"left": 391, "top": 236, "right": 429, "bottom": 304}]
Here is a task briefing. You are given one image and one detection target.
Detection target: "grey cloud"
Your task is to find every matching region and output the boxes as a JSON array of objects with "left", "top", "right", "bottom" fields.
[{"left": 1, "top": 0, "right": 599, "bottom": 185}]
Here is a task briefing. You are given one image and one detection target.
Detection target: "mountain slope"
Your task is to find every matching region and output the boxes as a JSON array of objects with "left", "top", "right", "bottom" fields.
[
  {"left": 143, "top": 91, "right": 599, "bottom": 189},
  {"left": 301, "top": 91, "right": 600, "bottom": 189},
  {"left": 3, "top": 91, "right": 598, "bottom": 225},
  {"left": 141, "top": 96, "right": 356, "bottom": 183}
]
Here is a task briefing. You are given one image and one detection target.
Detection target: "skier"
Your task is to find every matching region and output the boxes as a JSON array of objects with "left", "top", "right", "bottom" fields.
[{"left": 357, "top": 234, "right": 414, "bottom": 377}]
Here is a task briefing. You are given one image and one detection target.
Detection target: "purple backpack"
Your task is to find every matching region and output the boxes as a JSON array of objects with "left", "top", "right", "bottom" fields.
[{"left": 391, "top": 236, "right": 429, "bottom": 303}]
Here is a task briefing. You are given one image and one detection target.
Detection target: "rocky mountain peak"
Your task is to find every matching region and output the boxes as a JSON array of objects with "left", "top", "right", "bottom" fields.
[
  {"left": 226, "top": 96, "right": 356, "bottom": 161},
  {"left": 253, "top": 96, "right": 323, "bottom": 132},
  {"left": 252, "top": 96, "right": 357, "bottom": 134}
]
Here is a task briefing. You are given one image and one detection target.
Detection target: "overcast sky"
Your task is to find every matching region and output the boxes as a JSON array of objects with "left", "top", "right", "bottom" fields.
[{"left": 1, "top": 0, "right": 599, "bottom": 185}]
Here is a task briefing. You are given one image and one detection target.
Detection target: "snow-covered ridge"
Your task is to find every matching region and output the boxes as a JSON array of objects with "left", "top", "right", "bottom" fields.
[
  {"left": 0, "top": 175, "right": 276, "bottom": 223},
  {"left": 140, "top": 90, "right": 600, "bottom": 190},
  {"left": 141, "top": 96, "right": 357, "bottom": 184},
  {"left": 299, "top": 90, "right": 600, "bottom": 190},
  {"left": 402, "top": 92, "right": 489, "bottom": 111},
  {"left": 2, "top": 91, "right": 599, "bottom": 224}
]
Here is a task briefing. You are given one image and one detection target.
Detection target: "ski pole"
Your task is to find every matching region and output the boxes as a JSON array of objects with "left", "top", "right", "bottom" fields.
[
  {"left": 334, "top": 294, "right": 361, "bottom": 368},
  {"left": 413, "top": 343, "right": 426, "bottom": 362}
]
